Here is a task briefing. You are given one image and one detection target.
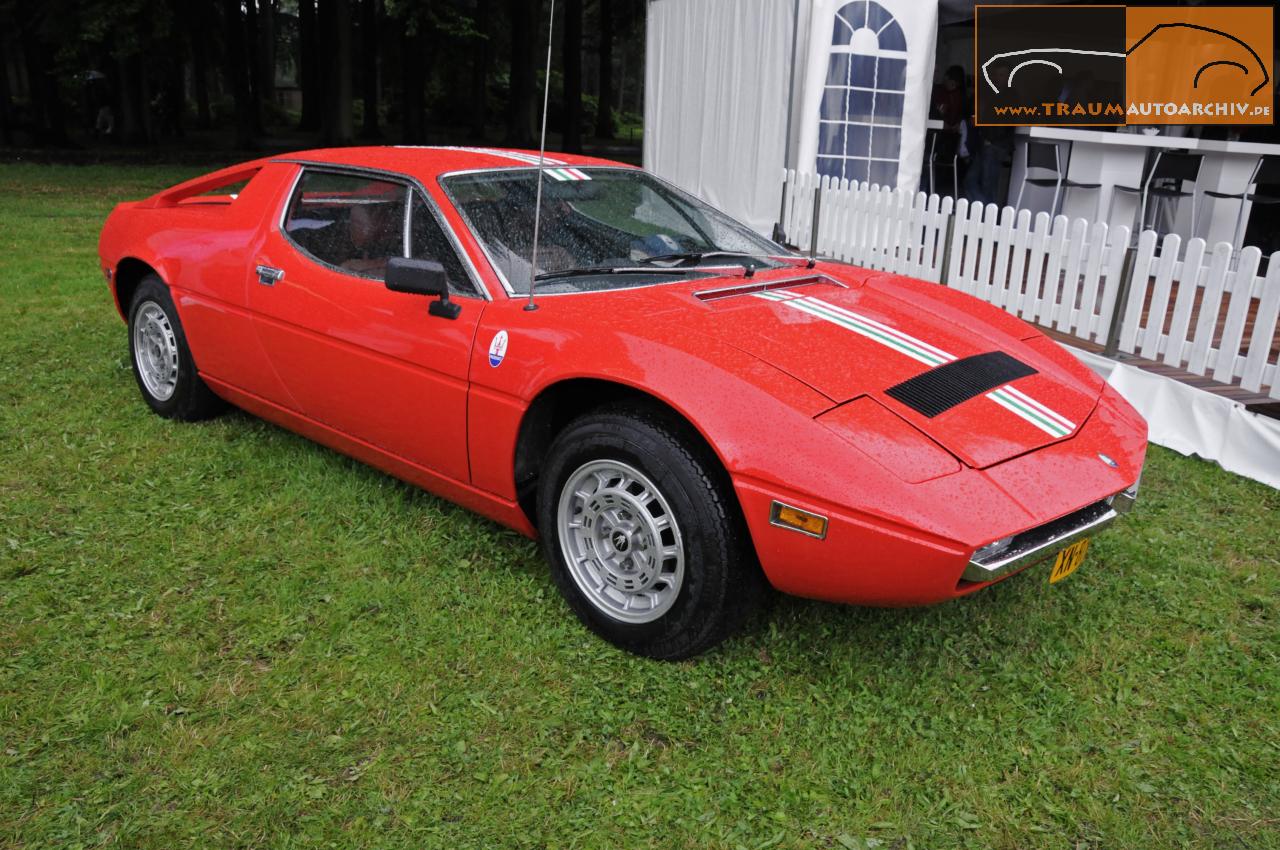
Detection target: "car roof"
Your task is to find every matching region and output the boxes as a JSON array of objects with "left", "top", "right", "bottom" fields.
[{"left": 274, "top": 145, "right": 635, "bottom": 182}]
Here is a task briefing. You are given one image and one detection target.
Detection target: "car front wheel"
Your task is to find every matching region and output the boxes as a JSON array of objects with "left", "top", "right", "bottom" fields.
[
  {"left": 127, "top": 275, "right": 225, "bottom": 421},
  {"left": 537, "top": 405, "right": 766, "bottom": 660}
]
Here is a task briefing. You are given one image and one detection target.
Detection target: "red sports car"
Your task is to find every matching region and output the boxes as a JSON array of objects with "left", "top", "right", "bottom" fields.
[{"left": 98, "top": 146, "right": 1146, "bottom": 659}]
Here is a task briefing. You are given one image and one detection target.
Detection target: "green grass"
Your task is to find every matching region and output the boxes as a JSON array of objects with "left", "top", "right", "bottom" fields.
[{"left": 1, "top": 162, "right": 1277, "bottom": 850}]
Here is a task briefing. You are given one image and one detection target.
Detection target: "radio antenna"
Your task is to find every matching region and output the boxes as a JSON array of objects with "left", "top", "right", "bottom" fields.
[{"left": 524, "top": 0, "right": 557, "bottom": 312}]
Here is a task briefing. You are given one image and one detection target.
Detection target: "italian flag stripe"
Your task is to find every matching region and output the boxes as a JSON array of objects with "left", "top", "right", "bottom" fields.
[
  {"left": 988, "top": 389, "right": 1071, "bottom": 437},
  {"left": 803, "top": 296, "right": 958, "bottom": 364},
  {"left": 754, "top": 290, "right": 1074, "bottom": 438},
  {"left": 785, "top": 298, "right": 949, "bottom": 367},
  {"left": 544, "top": 167, "right": 591, "bottom": 181},
  {"left": 999, "top": 384, "right": 1075, "bottom": 432}
]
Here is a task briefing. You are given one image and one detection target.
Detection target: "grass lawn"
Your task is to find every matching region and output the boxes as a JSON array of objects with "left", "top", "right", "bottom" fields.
[{"left": 1, "top": 162, "right": 1277, "bottom": 850}]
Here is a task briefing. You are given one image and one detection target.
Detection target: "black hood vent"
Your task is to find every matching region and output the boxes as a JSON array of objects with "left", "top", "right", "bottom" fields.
[{"left": 886, "top": 351, "right": 1037, "bottom": 418}]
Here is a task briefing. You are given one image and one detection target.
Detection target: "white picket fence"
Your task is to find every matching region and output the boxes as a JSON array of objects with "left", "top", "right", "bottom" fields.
[
  {"left": 1118, "top": 234, "right": 1280, "bottom": 396},
  {"left": 779, "top": 170, "right": 1280, "bottom": 400}
]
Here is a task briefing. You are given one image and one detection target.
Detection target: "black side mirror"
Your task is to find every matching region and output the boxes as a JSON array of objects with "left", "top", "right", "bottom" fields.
[{"left": 385, "top": 257, "right": 460, "bottom": 319}]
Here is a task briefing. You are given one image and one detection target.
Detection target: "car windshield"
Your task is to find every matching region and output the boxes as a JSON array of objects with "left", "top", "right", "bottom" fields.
[{"left": 441, "top": 167, "right": 789, "bottom": 294}]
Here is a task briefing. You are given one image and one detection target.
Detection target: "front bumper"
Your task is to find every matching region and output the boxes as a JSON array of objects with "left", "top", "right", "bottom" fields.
[
  {"left": 734, "top": 382, "right": 1147, "bottom": 606},
  {"left": 960, "top": 486, "right": 1137, "bottom": 584}
]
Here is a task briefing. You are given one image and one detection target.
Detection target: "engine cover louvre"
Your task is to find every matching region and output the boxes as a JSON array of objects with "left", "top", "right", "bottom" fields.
[{"left": 885, "top": 351, "right": 1037, "bottom": 418}]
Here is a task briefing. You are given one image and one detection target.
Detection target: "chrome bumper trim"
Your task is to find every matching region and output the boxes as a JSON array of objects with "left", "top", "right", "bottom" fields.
[
  {"left": 1111, "top": 487, "right": 1138, "bottom": 515},
  {"left": 962, "top": 499, "right": 1119, "bottom": 584}
]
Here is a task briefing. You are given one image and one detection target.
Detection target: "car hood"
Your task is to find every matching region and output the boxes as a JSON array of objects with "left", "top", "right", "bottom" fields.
[{"left": 661, "top": 267, "right": 1104, "bottom": 469}]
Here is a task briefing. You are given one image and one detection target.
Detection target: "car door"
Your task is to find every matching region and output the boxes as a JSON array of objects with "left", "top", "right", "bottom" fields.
[{"left": 247, "top": 166, "right": 488, "bottom": 484}]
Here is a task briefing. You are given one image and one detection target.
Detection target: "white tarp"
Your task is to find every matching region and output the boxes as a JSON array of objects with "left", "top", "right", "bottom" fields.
[
  {"left": 644, "top": 0, "right": 801, "bottom": 234},
  {"left": 645, "top": 0, "right": 939, "bottom": 235}
]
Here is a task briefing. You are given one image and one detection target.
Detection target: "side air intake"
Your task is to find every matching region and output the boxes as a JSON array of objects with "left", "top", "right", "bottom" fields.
[{"left": 885, "top": 351, "right": 1037, "bottom": 418}]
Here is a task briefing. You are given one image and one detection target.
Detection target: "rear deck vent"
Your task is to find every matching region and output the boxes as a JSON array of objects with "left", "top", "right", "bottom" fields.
[{"left": 886, "top": 351, "right": 1036, "bottom": 418}]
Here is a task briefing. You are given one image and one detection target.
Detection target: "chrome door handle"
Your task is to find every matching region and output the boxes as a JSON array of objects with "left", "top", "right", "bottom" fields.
[{"left": 256, "top": 265, "right": 284, "bottom": 286}]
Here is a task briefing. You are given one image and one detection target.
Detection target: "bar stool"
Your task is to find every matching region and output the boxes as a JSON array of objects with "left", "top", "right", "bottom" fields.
[
  {"left": 1013, "top": 141, "right": 1101, "bottom": 218},
  {"left": 1107, "top": 150, "right": 1204, "bottom": 238},
  {"left": 1202, "top": 154, "right": 1280, "bottom": 250},
  {"left": 924, "top": 128, "right": 959, "bottom": 198}
]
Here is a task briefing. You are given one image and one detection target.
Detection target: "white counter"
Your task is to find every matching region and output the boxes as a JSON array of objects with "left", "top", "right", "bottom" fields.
[{"left": 1008, "top": 127, "right": 1280, "bottom": 245}]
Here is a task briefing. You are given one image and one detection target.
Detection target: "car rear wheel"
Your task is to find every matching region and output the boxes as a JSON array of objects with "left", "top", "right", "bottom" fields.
[
  {"left": 537, "top": 404, "right": 766, "bottom": 660},
  {"left": 127, "top": 276, "right": 225, "bottom": 421}
]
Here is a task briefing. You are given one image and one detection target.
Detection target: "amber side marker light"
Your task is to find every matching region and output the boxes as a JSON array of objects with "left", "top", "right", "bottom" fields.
[{"left": 769, "top": 501, "right": 828, "bottom": 539}]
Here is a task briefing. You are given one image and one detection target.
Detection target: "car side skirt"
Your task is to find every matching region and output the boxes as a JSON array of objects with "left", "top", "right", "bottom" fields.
[{"left": 202, "top": 375, "right": 536, "bottom": 537}]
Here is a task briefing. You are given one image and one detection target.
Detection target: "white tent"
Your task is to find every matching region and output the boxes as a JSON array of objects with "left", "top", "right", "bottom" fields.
[{"left": 644, "top": 0, "right": 942, "bottom": 235}]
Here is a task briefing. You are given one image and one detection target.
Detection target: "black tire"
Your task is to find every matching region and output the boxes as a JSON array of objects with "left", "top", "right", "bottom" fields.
[
  {"left": 127, "top": 275, "right": 225, "bottom": 421},
  {"left": 537, "top": 404, "right": 767, "bottom": 660}
]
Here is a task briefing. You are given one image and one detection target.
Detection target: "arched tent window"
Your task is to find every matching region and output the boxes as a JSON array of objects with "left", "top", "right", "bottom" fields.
[{"left": 816, "top": 1, "right": 907, "bottom": 187}]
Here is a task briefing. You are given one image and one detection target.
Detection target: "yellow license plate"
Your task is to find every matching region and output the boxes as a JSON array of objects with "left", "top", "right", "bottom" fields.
[{"left": 1049, "top": 538, "right": 1090, "bottom": 584}]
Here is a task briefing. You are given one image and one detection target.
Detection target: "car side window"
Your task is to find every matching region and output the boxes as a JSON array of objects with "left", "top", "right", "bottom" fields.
[
  {"left": 284, "top": 171, "right": 407, "bottom": 281},
  {"left": 410, "top": 191, "right": 479, "bottom": 297}
]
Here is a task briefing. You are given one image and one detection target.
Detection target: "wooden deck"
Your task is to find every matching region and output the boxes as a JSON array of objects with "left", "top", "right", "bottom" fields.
[{"left": 1040, "top": 327, "right": 1280, "bottom": 421}]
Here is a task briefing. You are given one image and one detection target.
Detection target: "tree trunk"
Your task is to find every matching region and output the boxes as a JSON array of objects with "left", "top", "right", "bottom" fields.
[
  {"left": 595, "top": 0, "right": 615, "bottom": 139},
  {"left": 562, "top": 0, "right": 583, "bottom": 152},
  {"left": 320, "top": 0, "right": 354, "bottom": 144},
  {"left": 617, "top": 37, "right": 626, "bottom": 127},
  {"left": 0, "top": 36, "right": 15, "bottom": 144},
  {"left": 113, "top": 54, "right": 153, "bottom": 146},
  {"left": 297, "top": 0, "right": 320, "bottom": 131},
  {"left": 222, "top": 0, "right": 256, "bottom": 148},
  {"left": 16, "top": 0, "right": 68, "bottom": 145},
  {"left": 190, "top": 5, "right": 212, "bottom": 130},
  {"left": 257, "top": 0, "right": 277, "bottom": 119},
  {"left": 360, "top": 0, "right": 379, "bottom": 138},
  {"left": 504, "top": 0, "right": 538, "bottom": 147},
  {"left": 244, "top": 0, "right": 264, "bottom": 134},
  {"left": 134, "top": 54, "right": 155, "bottom": 143},
  {"left": 400, "top": 26, "right": 426, "bottom": 144},
  {"left": 467, "top": 0, "right": 491, "bottom": 141}
]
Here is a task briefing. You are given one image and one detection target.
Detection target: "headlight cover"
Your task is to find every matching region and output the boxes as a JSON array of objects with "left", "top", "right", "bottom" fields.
[{"left": 816, "top": 396, "right": 962, "bottom": 484}]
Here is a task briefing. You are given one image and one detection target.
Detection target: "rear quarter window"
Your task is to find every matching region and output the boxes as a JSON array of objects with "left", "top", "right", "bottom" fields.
[{"left": 283, "top": 171, "right": 407, "bottom": 280}]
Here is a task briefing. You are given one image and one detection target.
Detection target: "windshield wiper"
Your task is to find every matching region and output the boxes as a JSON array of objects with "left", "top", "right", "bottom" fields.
[
  {"left": 635, "top": 250, "right": 764, "bottom": 266},
  {"left": 534, "top": 265, "right": 700, "bottom": 281}
]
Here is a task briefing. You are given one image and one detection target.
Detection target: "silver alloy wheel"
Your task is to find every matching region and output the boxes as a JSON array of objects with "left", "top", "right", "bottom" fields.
[
  {"left": 556, "top": 459, "right": 685, "bottom": 624},
  {"left": 133, "top": 301, "right": 179, "bottom": 402}
]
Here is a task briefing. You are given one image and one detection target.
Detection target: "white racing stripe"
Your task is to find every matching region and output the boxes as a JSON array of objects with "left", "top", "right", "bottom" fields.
[
  {"left": 410, "top": 145, "right": 569, "bottom": 166},
  {"left": 753, "top": 290, "right": 1077, "bottom": 438}
]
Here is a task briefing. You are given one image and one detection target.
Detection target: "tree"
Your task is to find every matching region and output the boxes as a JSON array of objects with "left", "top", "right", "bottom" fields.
[
  {"left": 0, "top": 36, "right": 13, "bottom": 145},
  {"left": 504, "top": 0, "right": 538, "bottom": 147},
  {"left": 360, "top": 0, "right": 380, "bottom": 138},
  {"left": 244, "top": 0, "right": 264, "bottom": 134},
  {"left": 320, "top": 0, "right": 354, "bottom": 144},
  {"left": 399, "top": 25, "right": 426, "bottom": 143},
  {"left": 14, "top": 0, "right": 69, "bottom": 145},
  {"left": 467, "top": 0, "right": 491, "bottom": 140},
  {"left": 222, "top": 0, "right": 257, "bottom": 148},
  {"left": 256, "top": 0, "right": 278, "bottom": 125},
  {"left": 594, "top": 0, "right": 615, "bottom": 139},
  {"left": 183, "top": 0, "right": 213, "bottom": 130},
  {"left": 562, "top": 0, "right": 583, "bottom": 152},
  {"left": 297, "top": 0, "right": 321, "bottom": 131}
]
